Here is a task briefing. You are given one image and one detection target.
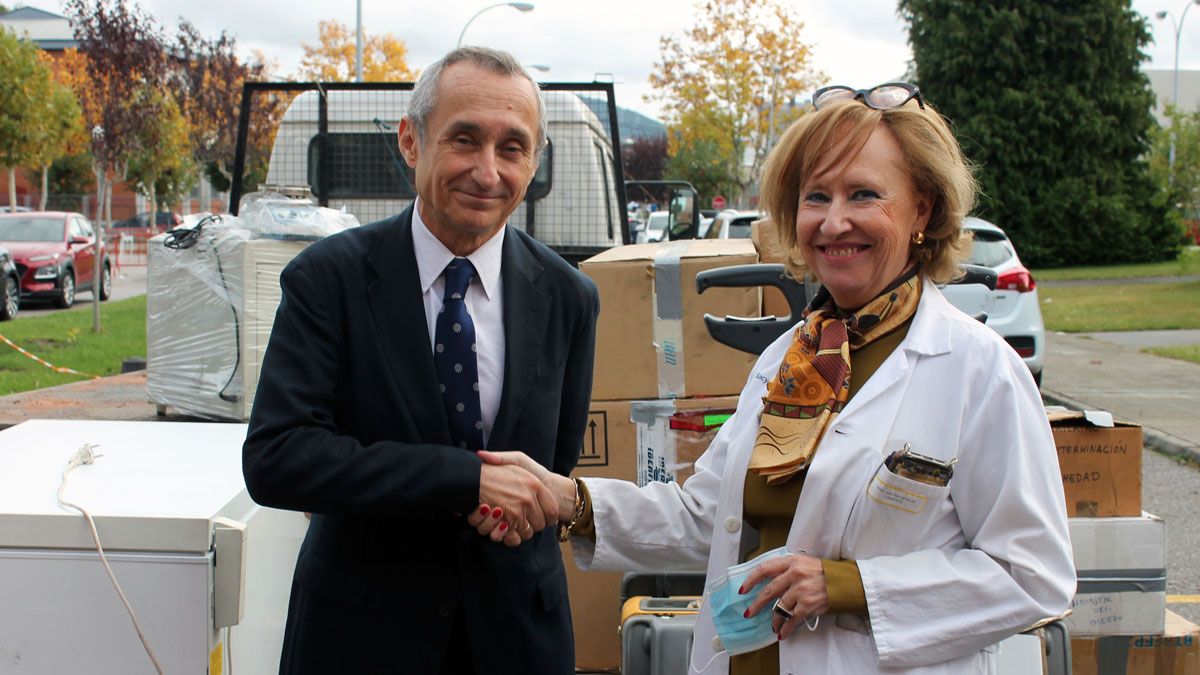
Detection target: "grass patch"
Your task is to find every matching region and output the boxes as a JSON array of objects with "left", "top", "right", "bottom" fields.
[
  {"left": 1040, "top": 281, "right": 1200, "bottom": 332},
  {"left": 1144, "top": 344, "right": 1200, "bottom": 365},
  {"left": 1033, "top": 248, "right": 1200, "bottom": 281},
  {"left": 0, "top": 296, "right": 146, "bottom": 396}
]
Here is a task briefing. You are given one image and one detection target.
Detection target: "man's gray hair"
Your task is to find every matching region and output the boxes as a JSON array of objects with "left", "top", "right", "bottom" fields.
[{"left": 408, "top": 46, "right": 548, "bottom": 154}]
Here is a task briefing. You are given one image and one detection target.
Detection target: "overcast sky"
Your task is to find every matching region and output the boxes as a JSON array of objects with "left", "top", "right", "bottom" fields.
[{"left": 54, "top": 0, "right": 1200, "bottom": 118}]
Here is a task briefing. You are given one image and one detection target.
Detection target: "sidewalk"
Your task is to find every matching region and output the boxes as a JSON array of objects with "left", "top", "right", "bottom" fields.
[
  {"left": 1041, "top": 331, "right": 1200, "bottom": 464},
  {"left": 0, "top": 371, "right": 168, "bottom": 430}
]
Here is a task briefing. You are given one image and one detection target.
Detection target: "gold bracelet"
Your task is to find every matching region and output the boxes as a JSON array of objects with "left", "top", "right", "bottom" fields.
[{"left": 556, "top": 477, "right": 585, "bottom": 542}]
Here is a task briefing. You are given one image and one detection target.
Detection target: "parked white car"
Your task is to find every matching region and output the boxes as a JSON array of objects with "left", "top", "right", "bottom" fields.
[
  {"left": 704, "top": 209, "right": 761, "bottom": 239},
  {"left": 941, "top": 216, "right": 1045, "bottom": 386},
  {"left": 637, "top": 211, "right": 670, "bottom": 243}
]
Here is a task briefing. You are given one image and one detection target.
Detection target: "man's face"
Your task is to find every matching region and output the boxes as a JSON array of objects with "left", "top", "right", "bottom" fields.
[{"left": 398, "top": 62, "right": 541, "bottom": 254}]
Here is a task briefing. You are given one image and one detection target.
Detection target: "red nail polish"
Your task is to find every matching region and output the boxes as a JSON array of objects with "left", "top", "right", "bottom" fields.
[
  {"left": 499, "top": 522, "right": 509, "bottom": 532},
  {"left": 743, "top": 609, "right": 750, "bottom": 619},
  {"left": 491, "top": 507, "right": 503, "bottom": 519},
  {"left": 738, "top": 585, "right": 747, "bottom": 595},
  {"left": 479, "top": 505, "right": 490, "bottom": 516}
]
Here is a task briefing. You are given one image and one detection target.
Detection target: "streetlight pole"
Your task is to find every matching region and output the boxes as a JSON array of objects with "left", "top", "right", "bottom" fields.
[
  {"left": 457, "top": 3, "right": 535, "bottom": 47},
  {"left": 1157, "top": 0, "right": 1200, "bottom": 170},
  {"left": 355, "top": 0, "right": 363, "bottom": 82}
]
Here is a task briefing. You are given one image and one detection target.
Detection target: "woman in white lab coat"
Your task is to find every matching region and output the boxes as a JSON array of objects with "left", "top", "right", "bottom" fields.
[{"left": 475, "top": 83, "right": 1076, "bottom": 674}]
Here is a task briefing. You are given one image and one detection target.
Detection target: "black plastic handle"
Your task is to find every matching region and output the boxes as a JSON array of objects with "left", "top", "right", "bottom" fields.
[
  {"left": 697, "top": 263, "right": 997, "bottom": 356},
  {"left": 957, "top": 263, "right": 997, "bottom": 291},
  {"left": 696, "top": 264, "right": 808, "bottom": 355}
]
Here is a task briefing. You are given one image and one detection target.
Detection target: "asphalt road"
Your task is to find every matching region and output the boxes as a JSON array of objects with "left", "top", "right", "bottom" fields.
[
  {"left": 12, "top": 266, "right": 147, "bottom": 319},
  {"left": 1142, "top": 445, "right": 1200, "bottom": 626}
]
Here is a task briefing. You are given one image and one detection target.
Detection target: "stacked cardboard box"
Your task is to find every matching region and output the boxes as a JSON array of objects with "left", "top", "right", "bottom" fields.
[
  {"left": 563, "top": 240, "right": 760, "bottom": 670},
  {"left": 1067, "top": 513, "right": 1166, "bottom": 636},
  {"left": 1071, "top": 610, "right": 1199, "bottom": 675},
  {"left": 750, "top": 219, "right": 792, "bottom": 319},
  {"left": 1049, "top": 409, "right": 1143, "bottom": 518},
  {"left": 1048, "top": 407, "right": 1193, "bottom": 673}
]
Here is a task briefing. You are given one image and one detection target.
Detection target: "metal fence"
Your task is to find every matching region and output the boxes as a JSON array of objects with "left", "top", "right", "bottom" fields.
[{"left": 231, "top": 81, "right": 631, "bottom": 264}]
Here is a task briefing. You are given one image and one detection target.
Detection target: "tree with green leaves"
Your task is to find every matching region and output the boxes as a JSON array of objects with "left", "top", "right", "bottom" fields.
[
  {"left": 27, "top": 79, "right": 86, "bottom": 210},
  {"left": 648, "top": 0, "right": 823, "bottom": 204},
  {"left": 665, "top": 134, "right": 738, "bottom": 205},
  {"left": 1149, "top": 105, "right": 1200, "bottom": 232},
  {"left": 0, "top": 29, "right": 54, "bottom": 210},
  {"left": 900, "top": 0, "right": 1184, "bottom": 266},
  {"left": 125, "top": 86, "right": 195, "bottom": 222}
]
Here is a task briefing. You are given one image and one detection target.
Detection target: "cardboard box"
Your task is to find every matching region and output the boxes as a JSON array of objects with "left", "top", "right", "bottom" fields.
[
  {"left": 564, "top": 396, "right": 739, "bottom": 670},
  {"left": 1071, "top": 610, "right": 1199, "bottom": 675},
  {"left": 750, "top": 219, "right": 793, "bottom": 319},
  {"left": 581, "top": 241, "right": 760, "bottom": 401},
  {"left": 1068, "top": 513, "right": 1166, "bottom": 636},
  {"left": 1049, "top": 409, "right": 1143, "bottom": 517}
]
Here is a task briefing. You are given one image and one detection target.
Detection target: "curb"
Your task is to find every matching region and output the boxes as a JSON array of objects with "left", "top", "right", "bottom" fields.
[{"left": 1041, "top": 388, "right": 1200, "bottom": 466}]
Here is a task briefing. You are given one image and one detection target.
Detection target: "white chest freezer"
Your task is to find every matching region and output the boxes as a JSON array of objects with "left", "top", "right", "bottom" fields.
[{"left": 0, "top": 419, "right": 307, "bottom": 675}]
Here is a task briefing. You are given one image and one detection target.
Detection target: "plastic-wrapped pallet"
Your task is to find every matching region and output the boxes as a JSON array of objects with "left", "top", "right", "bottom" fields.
[{"left": 146, "top": 194, "right": 359, "bottom": 420}]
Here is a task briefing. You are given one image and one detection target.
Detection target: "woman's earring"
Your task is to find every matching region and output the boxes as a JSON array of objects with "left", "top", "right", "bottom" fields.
[{"left": 911, "top": 230, "right": 925, "bottom": 245}]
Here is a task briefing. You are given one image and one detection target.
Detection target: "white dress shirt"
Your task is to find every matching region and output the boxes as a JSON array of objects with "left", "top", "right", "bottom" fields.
[{"left": 412, "top": 201, "right": 506, "bottom": 447}]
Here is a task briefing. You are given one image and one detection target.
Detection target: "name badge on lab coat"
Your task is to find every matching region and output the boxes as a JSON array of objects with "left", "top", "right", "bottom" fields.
[{"left": 867, "top": 475, "right": 929, "bottom": 514}]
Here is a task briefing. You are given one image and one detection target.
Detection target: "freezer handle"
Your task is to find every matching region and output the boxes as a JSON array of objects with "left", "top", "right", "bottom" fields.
[{"left": 212, "top": 517, "right": 247, "bottom": 628}]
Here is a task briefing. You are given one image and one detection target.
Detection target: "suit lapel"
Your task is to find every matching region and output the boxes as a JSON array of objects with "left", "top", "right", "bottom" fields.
[
  {"left": 488, "top": 231, "right": 550, "bottom": 450},
  {"left": 366, "top": 206, "right": 450, "bottom": 444}
]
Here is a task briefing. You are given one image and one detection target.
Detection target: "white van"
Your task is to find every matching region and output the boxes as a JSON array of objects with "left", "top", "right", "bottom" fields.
[{"left": 264, "top": 89, "right": 625, "bottom": 260}]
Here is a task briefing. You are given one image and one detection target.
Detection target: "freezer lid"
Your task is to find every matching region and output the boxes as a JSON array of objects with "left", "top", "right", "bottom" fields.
[{"left": 0, "top": 419, "right": 257, "bottom": 553}]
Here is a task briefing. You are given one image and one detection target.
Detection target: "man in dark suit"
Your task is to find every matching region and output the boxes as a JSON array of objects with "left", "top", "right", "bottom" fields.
[{"left": 243, "top": 46, "right": 599, "bottom": 674}]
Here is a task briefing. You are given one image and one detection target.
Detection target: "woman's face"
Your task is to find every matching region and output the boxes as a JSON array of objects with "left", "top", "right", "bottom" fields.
[{"left": 794, "top": 125, "right": 932, "bottom": 309}]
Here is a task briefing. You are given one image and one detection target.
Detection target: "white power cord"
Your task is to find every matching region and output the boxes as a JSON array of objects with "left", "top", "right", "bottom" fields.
[{"left": 57, "top": 444, "right": 165, "bottom": 675}]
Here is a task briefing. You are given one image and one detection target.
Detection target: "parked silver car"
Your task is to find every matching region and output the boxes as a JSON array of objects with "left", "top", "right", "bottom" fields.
[{"left": 941, "top": 217, "right": 1045, "bottom": 385}]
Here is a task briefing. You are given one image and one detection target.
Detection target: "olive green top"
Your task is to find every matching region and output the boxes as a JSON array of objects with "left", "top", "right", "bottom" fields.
[{"left": 732, "top": 319, "right": 911, "bottom": 674}]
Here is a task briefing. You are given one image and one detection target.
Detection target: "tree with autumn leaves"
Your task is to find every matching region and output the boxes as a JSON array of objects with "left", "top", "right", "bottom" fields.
[
  {"left": 11, "top": 1, "right": 419, "bottom": 223},
  {"left": 648, "top": 0, "right": 823, "bottom": 205},
  {"left": 299, "top": 20, "right": 418, "bottom": 82}
]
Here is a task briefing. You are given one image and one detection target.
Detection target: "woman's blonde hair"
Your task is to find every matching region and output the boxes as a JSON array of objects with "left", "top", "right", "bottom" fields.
[{"left": 758, "top": 98, "right": 977, "bottom": 284}]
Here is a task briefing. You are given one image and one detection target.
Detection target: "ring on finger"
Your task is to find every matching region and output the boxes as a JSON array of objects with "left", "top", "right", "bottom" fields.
[{"left": 771, "top": 598, "right": 794, "bottom": 622}]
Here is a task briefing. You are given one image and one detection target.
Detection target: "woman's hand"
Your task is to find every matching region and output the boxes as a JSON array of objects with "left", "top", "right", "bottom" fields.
[{"left": 739, "top": 553, "right": 830, "bottom": 639}]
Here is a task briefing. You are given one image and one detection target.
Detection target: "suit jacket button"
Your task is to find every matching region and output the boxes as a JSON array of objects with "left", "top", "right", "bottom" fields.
[{"left": 438, "top": 603, "right": 454, "bottom": 618}]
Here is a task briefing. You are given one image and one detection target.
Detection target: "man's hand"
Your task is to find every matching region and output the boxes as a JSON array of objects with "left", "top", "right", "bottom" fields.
[
  {"left": 478, "top": 450, "right": 577, "bottom": 515},
  {"left": 469, "top": 451, "right": 577, "bottom": 547},
  {"left": 475, "top": 461, "right": 560, "bottom": 547}
]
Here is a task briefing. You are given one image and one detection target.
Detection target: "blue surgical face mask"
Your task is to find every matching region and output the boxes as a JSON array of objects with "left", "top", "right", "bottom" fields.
[{"left": 703, "top": 546, "right": 791, "bottom": 657}]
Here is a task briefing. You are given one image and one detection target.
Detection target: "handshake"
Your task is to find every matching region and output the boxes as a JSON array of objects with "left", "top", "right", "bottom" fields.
[{"left": 469, "top": 450, "right": 579, "bottom": 548}]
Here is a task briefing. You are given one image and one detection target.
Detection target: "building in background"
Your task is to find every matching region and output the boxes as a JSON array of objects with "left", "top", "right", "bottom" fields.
[{"left": 1145, "top": 68, "right": 1200, "bottom": 126}]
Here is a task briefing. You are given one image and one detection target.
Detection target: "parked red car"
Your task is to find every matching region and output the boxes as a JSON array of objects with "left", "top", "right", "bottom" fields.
[{"left": 0, "top": 212, "right": 111, "bottom": 308}]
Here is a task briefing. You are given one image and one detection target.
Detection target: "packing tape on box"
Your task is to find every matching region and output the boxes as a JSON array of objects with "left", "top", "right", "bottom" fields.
[
  {"left": 652, "top": 243, "right": 689, "bottom": 398},
  {"left": 1076, "top": 569, "right": 1167, "bottom": 594},
  {"left": 632, "top": 400, "right": 679, "bottom": 487}
]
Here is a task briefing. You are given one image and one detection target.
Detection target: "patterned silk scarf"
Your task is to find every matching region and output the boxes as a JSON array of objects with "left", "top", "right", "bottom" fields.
[{"left": 749, "top": 269, "right": 923, "bottom": 484}]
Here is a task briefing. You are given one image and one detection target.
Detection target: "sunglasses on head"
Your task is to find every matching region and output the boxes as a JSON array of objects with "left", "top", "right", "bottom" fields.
[{"left": 812, "top": 82, "right": 925, "bottom": 111}]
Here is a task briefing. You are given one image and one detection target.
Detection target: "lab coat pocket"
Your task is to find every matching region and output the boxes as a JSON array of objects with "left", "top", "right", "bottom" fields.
[{"left": 842, "top": 461, "right": 957, "bottom": 558}]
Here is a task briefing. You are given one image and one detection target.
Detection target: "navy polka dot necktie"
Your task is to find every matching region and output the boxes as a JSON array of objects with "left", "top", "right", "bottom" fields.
[{"left": 435, "top": 258, "right": 484, "bottom": 450}]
